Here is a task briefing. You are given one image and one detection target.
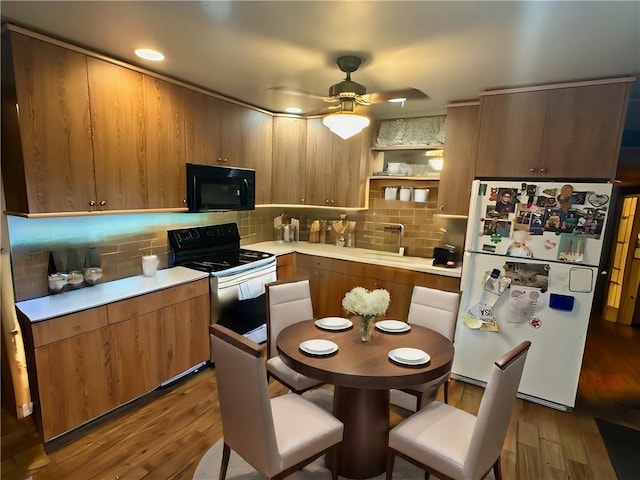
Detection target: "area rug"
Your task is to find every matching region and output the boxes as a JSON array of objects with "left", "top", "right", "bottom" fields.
[
  {"left": 193, "top": 438, "right": 425, "bottom": 480},
  {"left": 194, "top": 389, "right": 495, "bottom": 479},
  {"left": 596, "top": 418, "right": 640, "bottom": 480}
]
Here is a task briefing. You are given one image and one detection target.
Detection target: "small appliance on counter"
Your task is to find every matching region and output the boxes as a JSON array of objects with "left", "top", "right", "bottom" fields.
[{"left": 433, "top": 245, "right": 457, "bottom": 267}]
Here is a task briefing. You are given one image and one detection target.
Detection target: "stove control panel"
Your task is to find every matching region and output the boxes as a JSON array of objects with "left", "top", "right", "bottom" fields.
[{"left": 169, "top": 223, "right": 241, "bottom": 250}]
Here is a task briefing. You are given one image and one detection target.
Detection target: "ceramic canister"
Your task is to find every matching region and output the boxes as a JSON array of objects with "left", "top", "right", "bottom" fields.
[
  {"left": 414, "top": 188, "right": 429, "bottom": 202},
  {"left": 399, "top": 187, "right": 412, "bottom": 201},
  {"left": 384, "top": 187, "right": 398, "bottom": 200}
]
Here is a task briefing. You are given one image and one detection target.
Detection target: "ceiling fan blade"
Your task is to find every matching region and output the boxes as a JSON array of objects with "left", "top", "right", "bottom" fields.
[
  {"left": 304, "top": 104, "right": 342, "bottom": 116},
  {"left": 267, "top": 86, "right": 335, "bottom": 102},
  {"left": 360, "top": 88, "right": 429, "bottom": 104}
]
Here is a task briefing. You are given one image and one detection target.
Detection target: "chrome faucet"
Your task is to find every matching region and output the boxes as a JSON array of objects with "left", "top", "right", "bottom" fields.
[{"left": 382, "top": 223, "right": 405, "bottom": 254}]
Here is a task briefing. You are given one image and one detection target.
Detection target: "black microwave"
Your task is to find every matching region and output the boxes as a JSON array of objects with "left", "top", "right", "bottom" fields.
[{"left": 186, "top": 163, "right": 255, "bottom": 212}]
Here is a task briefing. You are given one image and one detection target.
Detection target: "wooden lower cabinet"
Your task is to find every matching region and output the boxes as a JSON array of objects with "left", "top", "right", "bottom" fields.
[
  {"left": 110, "top": 310, "right": 165, "bottom": 404},
  {"left": 161, "top": 295, "right": 210, "bottom": 380},
  {"left": 24, "top": 279, "right": 210, "bottom": 442},
  {"left": 33, "top": 325, "right": 117, "bottom": 441},
  {"left": 108, "top": 281, "right": 209, "bottom": 404},
  {"left": 292, "top": 254, "right": 460, "bottom": 320},
  {"left": 276, "top": 253, "right": 296, "bottom": 281},
  {"left": 342, "top": 264, "right": 427, "bottom": 319},
  {"left": 296, "top": 254, "right": 345, "bottom": 318}
]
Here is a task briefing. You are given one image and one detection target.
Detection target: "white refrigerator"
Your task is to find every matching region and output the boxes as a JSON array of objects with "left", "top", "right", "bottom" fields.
[{"left": 451, "top": 180, "right": 613, "bottom": 410}]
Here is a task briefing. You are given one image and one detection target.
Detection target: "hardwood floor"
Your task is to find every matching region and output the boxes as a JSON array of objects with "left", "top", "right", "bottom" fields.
[{"left": 2, "top": 318, "right": 638, "bottom": 480}]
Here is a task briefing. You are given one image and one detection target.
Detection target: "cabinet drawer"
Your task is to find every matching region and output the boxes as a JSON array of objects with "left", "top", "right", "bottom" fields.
[
  {"left": 296, "top": 254, "right": 344, "bottom": 272},
  {"left": 32, "top": 307, "right": 108, "bottom": 347},
  {"left": 107, "top": 279, "right": 209, "bottom": 324},
  {"left": 418, "top": 273, "right": 460, "bottom": 292}
]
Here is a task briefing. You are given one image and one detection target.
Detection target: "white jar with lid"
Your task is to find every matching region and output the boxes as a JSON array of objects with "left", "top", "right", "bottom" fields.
[
  {"left": 384, "top": 186, "right": 398, "bottom": 200},
  {"left": 399, "top": 187, "right": 412, "bottom": 201},
  {"left": 414, "top": 188, "right": 429, "bottom": 202}
]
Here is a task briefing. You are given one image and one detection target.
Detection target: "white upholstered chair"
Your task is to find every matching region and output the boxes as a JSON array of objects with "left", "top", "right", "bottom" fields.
[
  {"left": 400, "top": 286, "right": 460, "bottom": 410},
  {"left": 265, "top": 279, "right": 324, "bottom": 393},
  {"left": 386, "top": 341, "right": 531, "bottom": 480},
  {"left": 210, "top": 324, "right": 344, "bottom": 480}
]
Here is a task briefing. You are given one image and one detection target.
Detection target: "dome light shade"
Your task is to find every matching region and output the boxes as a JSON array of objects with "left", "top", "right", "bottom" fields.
[
  {"left": 323, "top": 113, "right": 370, "bottom": 140},
  {"left": 134, "top": 48, "right": 165, "bottom": 61}
]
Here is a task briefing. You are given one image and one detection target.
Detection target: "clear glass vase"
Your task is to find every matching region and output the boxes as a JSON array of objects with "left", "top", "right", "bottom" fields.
[{"left": 359, "top": 315, "right": 375, "bottom": 342}]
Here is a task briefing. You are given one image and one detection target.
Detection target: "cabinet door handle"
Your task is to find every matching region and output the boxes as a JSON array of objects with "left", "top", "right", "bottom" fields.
[
  {"left": 539, "top": 167, "right": 548, "bottom": 173},
  {"left": 100, "top": 200, "right": 107, "bottom": 206},
  {"left": 440, "top": 205, "right": 445, "bottom": 211},
  {"left": 89, "top": 200, "right": 96, "bottom": 207},
  {"left": 222, "top": 158, "right": 228, "bottom": 163},
  {"left": 301, "top": 198, "right": 305, "bottom": 203},
  {"left": 529, "top": 167, "right": 537, "bottom": 173},
  {"left": 183, "top": 199, "right": 187, "bottom": 204}
]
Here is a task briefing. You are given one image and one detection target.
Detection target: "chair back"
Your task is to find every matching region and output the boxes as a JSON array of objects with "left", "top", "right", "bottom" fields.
[
  {"left": 407, "top": 286, "right": 460, "bottom": 340},
  {"left": 266, "top": 279, "right": 314, "bottom": 358},
  {"left": 210, "top": 324, "right": 280, "bottom": 474},
  {"left": 464, "top": 341, "right": 531, "bottom": 479}
]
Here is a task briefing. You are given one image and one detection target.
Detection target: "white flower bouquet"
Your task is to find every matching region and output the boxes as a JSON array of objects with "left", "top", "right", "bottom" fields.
[{"left": 342, "top": 287, "right": 390, "bottom": 318}]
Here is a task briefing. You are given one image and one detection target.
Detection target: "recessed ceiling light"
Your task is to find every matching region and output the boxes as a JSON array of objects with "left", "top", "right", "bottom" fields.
[
  {"left": 388, "top": 97, "right": 407, "bottom": 103},
  {"left": 285, "top": 107, "right": 302, "bottom": 114},
  {"left": 134, "top": 48, "right": 165, "bottom": 61}
]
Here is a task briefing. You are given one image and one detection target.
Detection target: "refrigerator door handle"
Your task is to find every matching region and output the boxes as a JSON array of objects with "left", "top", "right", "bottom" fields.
[
  {"left": 460, "top": 251, "right": 473, "bottom": 291},
  {"left": 464, "top": 180, "right": 481, "bottom": 252}
]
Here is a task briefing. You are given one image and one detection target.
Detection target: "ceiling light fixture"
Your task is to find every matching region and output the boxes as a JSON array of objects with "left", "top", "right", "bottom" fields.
[
  {"left": 134, "top": 48, "right": 165, "bottom": 61},
  {"left": 322, "top": 98, "right": 370, "bottom": 140},
  {"left": 285, "top": 107, "right": 302, "bottom": 114}
]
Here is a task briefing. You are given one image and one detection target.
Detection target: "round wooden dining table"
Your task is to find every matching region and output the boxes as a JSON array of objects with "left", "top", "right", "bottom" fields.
[{"left": 276, "top": 319, "right": 454, "bottom": 479}]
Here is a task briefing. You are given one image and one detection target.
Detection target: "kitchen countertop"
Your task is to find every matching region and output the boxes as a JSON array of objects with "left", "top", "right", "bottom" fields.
[
  {"left": 16, "top": 267, "right": 209, "bottom": 323},
  {"left": 246, "top": 241, "right": 462, "bottom": 278}
]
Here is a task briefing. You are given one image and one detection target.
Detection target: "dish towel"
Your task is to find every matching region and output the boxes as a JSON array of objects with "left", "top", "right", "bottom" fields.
[{"left": 237, "top": 271, "right": 276, "bottom": 300}]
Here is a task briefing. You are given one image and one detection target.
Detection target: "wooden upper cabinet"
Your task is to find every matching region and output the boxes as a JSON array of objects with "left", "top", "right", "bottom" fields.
[
  {"left": 475, "top": 79, "right": 632, "bottom": 179},
  {"left": 238, "top": 108, "right": 273, "bottom": 204},
  {"left": 184, "top": 88, "right": 222, "bottom": 166},
  {"left": 219, "top": 102, "right": 273, "bottom": 202},
  {"left": 439, "top": 103, "right": 480, "bottom": 215},
  {"left": 184, "top": 92, "right": 273, "bottom": 203},
  {"left": 540, "top": 83, "right": 629, "bottom": 179},
  {"left": 87, "top": 57, "right": 148, "bottom": 210},
  {"left": 305, "top": 118, "right": 334, "bottom": 205},
  {"left": 331, "top": 128, "right": 370, "bottom": 207},
  {"left": 305, "top": 118, "right": 371, "bottom": 207},
  {"left": 219, "top": 101, "right": 249, "bottom": 167},
  {"left": 2, "top": 32, "right": 97, "bottom": 214},
  {"left": 143, "top": 76, "right": 186, "bottom": 208},
  {"left": 475, "top": 90, "right": 547, "bottom": 178},
  {"left": 272, "top": 116, "right": 307, "bottom": 204}
]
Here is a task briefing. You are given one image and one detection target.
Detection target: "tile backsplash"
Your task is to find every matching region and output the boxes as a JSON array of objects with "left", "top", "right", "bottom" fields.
[{"left": 9, "top": 186, "right": 444, "bottom": 301}]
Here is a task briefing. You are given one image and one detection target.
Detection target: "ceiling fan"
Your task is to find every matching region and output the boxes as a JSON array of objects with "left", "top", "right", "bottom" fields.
[{"left": 272, "top": 55, "right": 429, "bottom": 117}]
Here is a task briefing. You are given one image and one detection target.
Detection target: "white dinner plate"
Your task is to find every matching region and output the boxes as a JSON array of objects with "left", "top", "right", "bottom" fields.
[
  {"left": 299, "top": 339, "right": 339, "bottom": 356},
  {"left": 315, "top": 317, "right": 353, "bottom": 331},
  {"left": 375, "top": 320, "right": 411, "bottom": 333},
  {"left": 388, "top": 348, "right": 430, "bottom": 365}
]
